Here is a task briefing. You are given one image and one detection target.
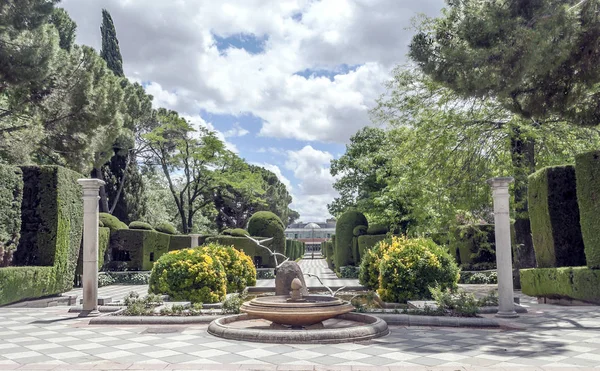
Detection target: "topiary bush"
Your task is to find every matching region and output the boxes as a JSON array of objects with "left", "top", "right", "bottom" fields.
[
  {"left": 520, "top": 266, "right": 600, "bottom": 304},
  {"left": 129, "top": 221, "right": 154, "bottom": 231},
  {"left": 200, "top": 242, "right": 257, "bottom": 293},
  {"left": 529, "top": 165, "right": 585, "bottom": 268},
  {"left": 359, "top": 236, "right": 459, "bottom": 303},
  {"left": 247, "top": 211, "right": 285, "bottom": 267},
  {"left": 367, "top": 223, "right": 388, "bottom": 235},
  {"left": 99, "top": 213, "right": 128, "bottom": 231},
  {"left": 575, "top": 151, "right": 600, "bottom": 268},
  {"left": 335, "top": 211, "right": 368, "bottom": 268},
  {"left": 451, "top": 224, "right": 496, "bottom": 267},
  {"left": 357, "top": 234, "right": 388, "bottom": 263},
  {"left": 222, "top": 228, "right": 249, "bottom": 237},
  {"left": 149, "top": 248, "right": 227, "bottom": 303},
  {"left": 155, "top": 222, "right": 177, "bottom": 235},
  {"left": 353, "top": 225, "right": 368, "bottom": 237},
  {"left": 0, "top": 165, "right": 23, "bottom": 267}
]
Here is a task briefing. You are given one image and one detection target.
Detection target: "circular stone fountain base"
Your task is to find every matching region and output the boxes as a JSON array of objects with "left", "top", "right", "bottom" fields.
[{"left": 207, "top": 312, "right": 389, "bottom": 344}]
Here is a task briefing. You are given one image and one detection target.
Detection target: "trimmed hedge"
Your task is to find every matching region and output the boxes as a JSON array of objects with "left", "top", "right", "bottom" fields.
[
  {"left": 521, "top": 266, "right": 600, "bottom": 304},
  {"left": 575, "top": 151, "right": 600, "bottom": 268},
  {"left": 357, "top": 234, "right": 388, "bottom": 261},
  {"left": 222, "top": 228, "right": 249, "bottom": 237},
  {"left": 106, "top": 229, "right": 170, "bottom": 271},
  {"left": 247, "top": 211, "right": 285, "bottom": 264},
  {"left": 528, "top": 165, "right": 585, "bottom": 268},
  {"left": 0, "top": 165, "right": 23, "bottom": 267},
  {"left": 206, "top": 236, "right": 275, "bottom": 268},
  {"left": 168, "top": 235, "right": 192, "bottom": 252},
  {"left": 99, "top": 213, "right": 128, "bottom": 231},
  {"left": 155, "top": 222, "right": 177, "bottom": 235},
  {"left": 451, "top": 224, "right": 496, "bottom": 267},
  {"left": 335, "top": 211, "right": 368, "bottom": 268},
  {"left": 367, "top": 223, "right": 388, "bottom": 235},
  {"left": 2, "top": 166, "right": 83, "bottom": 306},
  {"left": 129, "top": 221, "right": 154, "bottom": 231}
]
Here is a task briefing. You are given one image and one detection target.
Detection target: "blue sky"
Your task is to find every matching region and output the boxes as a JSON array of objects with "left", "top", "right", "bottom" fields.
[{"left": 61, "top": 0, "right": 445, "bottom": 221}]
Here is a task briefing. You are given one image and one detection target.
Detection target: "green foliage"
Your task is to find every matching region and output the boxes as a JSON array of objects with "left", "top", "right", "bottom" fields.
[
  {"left": 49, "top": 7, "right": 76, "bottom": 51},
  {"left": 529, "top": 165, "right": 585, "bottom": 268},
  {"left": 168, "top": 235, "right": 191, "bottom": 252},
  {"left": 155, "top": 222, "right": 177, "bottom": 235},
  {"left": 459, "top": 271, "right": 498, "bottom": 285},
  {"left": 575, "top": 151, "right": 600, "bottom": 268},
  {"left": 1, "top": 166, "right": 83, "bottom": 306},
  {"left": 199, "top": 243, "right": 256, "bottom": 293},
  {"left": 410, "top": 0, "right": 600, "bottom": 127},
  {"left": 362, "top": 236, "right": 459, "bottom": 303},
  {"left": 107, "top": 229, "right": 170, "bottom": 271},
  {"left": 429, "top": 286, "right": 479, "bottom": 317},
  {"left": 339, "top": 265, "right": 359, "bottom": 279},
  {"left": 367, "top": 223, "right": 388, "bottom": 235},
  {"left": 129, "top": 221, "right": 154, "bottom": 231},
  {"left": 247, "top": 211, "right": 285, "bottom": 264},
  {"left": 222, "top": 228, "right": 249, "bottom": 237},
  {"left": 324, "top": 241, "right": 335, "bottom": 271},
  {"left": 451, "top": 225, "right": 496, "bottom": 267},
  {"left": 357, "top": 234, "right": 388, "bottom": 263},
  {"left": 256, "top": 269, "right": 274, "bottom": 279},
  {"left": 99, "top": 213, "right": 128, "bottom": 231},
  {"left": 149, "top": 248, "right": 227, "bottom": 304},
  {"left": 0, "top": 165, "right": 23, "bottom": 266},
  {"left": 358, "top": 239, "right": 386, "bottom": 290},
  {"left": 335, "top": 211, "right": 367, "bottom": 268},
  {"left": 222, "top": 289, "right": 249, "bottom": 314},
  {"left": 123, "top": 291, "right": 163, "bottom": 316},
  {"left": 100, "top": 9, "right": 123, "bottom": 77},
  {"left": 521, "top": 266, "right": 600, "bottom": 304},
  {"left": 353, "top": 225, "right": 367, "bottom": 237}
]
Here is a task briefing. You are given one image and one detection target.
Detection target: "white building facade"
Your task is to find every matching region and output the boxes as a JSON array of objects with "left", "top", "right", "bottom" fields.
[{"left": 285, "top": 218, "right": 336, "bottom": 252}]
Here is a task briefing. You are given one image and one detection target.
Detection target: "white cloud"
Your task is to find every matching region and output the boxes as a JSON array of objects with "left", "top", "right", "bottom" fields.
[
  {"left": 252, "top": 162, "right": 292, "bottom": 191},
  {"left": 181, "top": 114, "right": 239, "bottom": 154},
  {"left": 223, "top": 122, "right": 249, "bottom": 138}
]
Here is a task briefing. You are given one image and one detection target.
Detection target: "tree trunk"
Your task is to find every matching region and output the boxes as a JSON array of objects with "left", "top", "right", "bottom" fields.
[
  {"left": 510, "top": 126, "right": 537, "bottom": 287},
  {"left": 91, "top": 167, "right": 109, "bottom": 213},
  {"left": 109, "top": 152, "right": 132, "bottom": 214}
]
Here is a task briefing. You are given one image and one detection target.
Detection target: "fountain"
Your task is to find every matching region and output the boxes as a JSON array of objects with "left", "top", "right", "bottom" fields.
[{"left": 208, "top": 265, "right": 389, "bottom": 343}]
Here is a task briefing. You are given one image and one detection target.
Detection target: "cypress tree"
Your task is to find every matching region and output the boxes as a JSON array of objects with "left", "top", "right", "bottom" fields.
[{"left": 100, "top": 9, "right": 123, "bottom": 77}]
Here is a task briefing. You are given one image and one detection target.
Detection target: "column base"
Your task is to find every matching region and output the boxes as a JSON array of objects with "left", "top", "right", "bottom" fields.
[
  {"left": 495, "top": 310, "right": 519, "bottom": 318},
  {"left": 78, "top": 309, "right": 101, "bottom": 317}
]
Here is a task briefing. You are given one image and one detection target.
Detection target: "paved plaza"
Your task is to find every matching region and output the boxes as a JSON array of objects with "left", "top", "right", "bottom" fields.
[{"left": 1, "top": 258, "right": 600, "bottom": 370}]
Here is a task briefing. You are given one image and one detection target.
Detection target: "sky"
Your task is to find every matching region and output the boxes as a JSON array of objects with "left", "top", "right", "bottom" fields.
[{"left": 60, "top": 0, "right": 445, "bottom": 222}]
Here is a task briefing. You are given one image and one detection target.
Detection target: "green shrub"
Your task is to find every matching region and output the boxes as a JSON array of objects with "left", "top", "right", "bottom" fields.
[
  {"left": 99, "top": 220, "right": 105, "bottom": 227},
  {"left": 520, "top": 266, "right": 600, "bottom": 304},
  {"left": 363, "top": 236, "right": 459, "bottom": 303},
  {"left": 358, "top": 239, "right": 386, "bottom": 290},
  {"left": 335, "top": 211, "right": 368, "bottom": 268},
  {"left": 149, "top": 248, "right": 227, "bottom": 303},
  {"left": 367, "top": 223, "right": 388, "bottom": 235},
  {"left": 451, "top": 224, "right": 496, "bottom": 267},
  {"left": 0, "top": 165, "right": 23, "bottom": 267},
  {"left": 430, "top": 286, "right": 479, "bottom": 317},
  {"left": 168, "top": 235, "right": 192, "bottom": 251},
  {"left": 129, "top": 221, "right": 154, "bottom": 231},
  {"left": 575, "top": 151, "right": 600, "bottom": 268},
  {"left": 206, "top": 236, "right": 271, "bottom": 268},
  {"left": 353, "top": 225, "right": 368, "bottom": 236},
  {"left": 529, "top": 165, "right": 585, "bottom": 267},
  {"left": 324, "top": 241, "right": 335, "bottom": 270},
  {"left": 357, "top": 234, "right": 388, "bottom": 263},
  {"left": 222, "top": 228, "right": 249, "bottom": 237},
  {"left": 339, "top": 265, "right": 359, "bottom": 278},
  {"left": 155, "top": 222, "right": 177, "bottom": 235},
  {"left": 99, "top": 213, "right": 128, "bottom": 231},
  {"left": 106, "top": 230, "right": 170, "bottom": 271},
  {"left": 247, "top": 211, "right": 285, "bottom": 265},
  {"left": 200, "top": 243, "right": 256, "bottom": 293},
  {"left": 1, "top": 166, "right": 83, "bottom": 306},
  {"left": 459, "top": 271, "right": 498, "bottom": 284}
]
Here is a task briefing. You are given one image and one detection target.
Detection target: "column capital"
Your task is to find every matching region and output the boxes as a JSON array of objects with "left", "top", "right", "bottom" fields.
[
  {"left": 77, "top": 178, "right": 105, "bottom": 189},
  {"left": 487, "top": 177, "right": 514, "bottom": 189}
]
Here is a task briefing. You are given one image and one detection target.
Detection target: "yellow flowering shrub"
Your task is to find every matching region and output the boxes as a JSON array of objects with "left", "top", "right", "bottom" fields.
[
  {"left": 199, "top": 243, "right": 257, "bottom": 293},
  {"left": 149, "top": 248, "right": 227, "bottom": 303},
  {"left": 360, "top": 236, "right": 459, "bottom": 303}
]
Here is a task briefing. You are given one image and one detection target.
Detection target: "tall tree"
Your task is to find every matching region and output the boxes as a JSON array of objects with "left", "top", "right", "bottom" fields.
[
  {"left": 49, "top": 7, "right": 76, "bottom": 51},
  {"left": 100, "top": 9, "right": 123, "bottom": 77}
]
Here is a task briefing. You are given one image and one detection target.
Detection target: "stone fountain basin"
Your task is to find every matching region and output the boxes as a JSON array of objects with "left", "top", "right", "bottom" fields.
[{"left": 240, "top": 295, "right": 354, "bottom": 326}]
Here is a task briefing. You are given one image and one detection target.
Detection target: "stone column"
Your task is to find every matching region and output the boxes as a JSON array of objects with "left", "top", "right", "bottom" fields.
[
  {"left": 190, "top": 234, "right": 201, "bottom": 248},
  {"left": 77, "top": 179, "right": 105, "bottom": 317},
  {"left": 487, "top": 177, "right": 518, "bottom": 318}
]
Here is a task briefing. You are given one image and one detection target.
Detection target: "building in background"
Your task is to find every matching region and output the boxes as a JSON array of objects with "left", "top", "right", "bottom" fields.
[{"left": 285, "top": 218, "right": 336, "bottom": 252}]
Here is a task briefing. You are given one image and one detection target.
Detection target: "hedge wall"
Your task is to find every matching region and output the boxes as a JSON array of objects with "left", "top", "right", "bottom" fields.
[
  {"left": 450, "top": 224, "right": 496, "bottom": 267},
  {"left": 247, "top": 211, "right": 285, "bottom": 260},
  {"left": 575, "top": 151, "right": 600, "bottom": 268},
  {"left": 206, "top": 235, "right": 275, "bottom": 268},
  {"left": 520, "top": 266, "right": 600, "bottom": 304},
  {"left": 0, "top": 165, "right": 23, "bottom": 267},
  {"left": 528, "top": 165, "right": 585, "bottom": 268},
  {"left": 367, "top": 223, "right": 388, "bottom": 235},
  {"left": 1, "top": 166, "right": 83, "bottom": 306},
  {"left": 357, "top": 234, "right": 388, "bottom": 261},
  {"left": 168, "top": 235, "right": 192, "bottom": 252},
  {"left": 106, "top": 229, "right": 170, "bottom": 271},
  {"left": 335, "top": 211, "right": 367, "bottom": 268}
]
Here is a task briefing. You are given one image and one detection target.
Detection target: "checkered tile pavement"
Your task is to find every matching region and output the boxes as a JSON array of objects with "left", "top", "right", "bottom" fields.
[{"left": 1, "top": 304, "right": 600, "bottom": 370}]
